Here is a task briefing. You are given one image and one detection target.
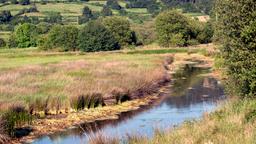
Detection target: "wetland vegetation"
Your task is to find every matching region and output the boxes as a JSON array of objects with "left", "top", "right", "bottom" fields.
[{"left": 0, "top": 0, "right": 255, "bottom": 144}]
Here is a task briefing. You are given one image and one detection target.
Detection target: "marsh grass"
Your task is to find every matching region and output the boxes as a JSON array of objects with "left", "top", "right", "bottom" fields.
[
  {"left": 0, "top": 49, "right": 169, "bottom": 115},
  {"left": 2, "top": 105, "right": 33, "bottom": 137}
]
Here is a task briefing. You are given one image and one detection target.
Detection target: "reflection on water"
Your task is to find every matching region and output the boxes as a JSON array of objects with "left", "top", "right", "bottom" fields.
[{"left": 32, "top": 64, "right": 225, "bottom": 144}]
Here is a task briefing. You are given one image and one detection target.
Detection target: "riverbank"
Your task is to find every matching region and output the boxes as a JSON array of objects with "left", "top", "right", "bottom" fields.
[
  {"left": 127, "top": 97, "right": 256, "bottom": 144},
  {"left": 9, "top": 51, "right": 214, "bottom": 144}
]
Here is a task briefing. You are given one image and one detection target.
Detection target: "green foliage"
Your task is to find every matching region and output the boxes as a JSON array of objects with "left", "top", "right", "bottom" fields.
[
  {"left": 101, "top": 5, "right": 113, "bottom": 16},
  {"left": 102, "top": 16, "right": 137, "bottom": 47},
  {"left": 19, "top": 0, "right": 30, "bottom": 5},
  {"left": 132, "top": 21, "right": 156, "bottom": 45},
  {"left": 215, "top": 0, "right": 256, "bottom": 97},
  {"left": 43, "top": 12, "right": 62, "bottom": 24},
  {"left": 82, "top": 6, "right": 93, "bottom": 18},
  {"left": 106, "top": 0, "right": 122, "bottom": 10},
  {"left": 14, "top": 23, "right": 38, "bottom": 48},
  {"left": 196, "top": 21, "right": 214, "bottom": 43},
  {"left": 36, "top": 22, "right": 52, "bottom": 34},
  {"left": 155, "top": 10, "right": 193, "bottom": 47},
  {"left": 40, "top": 25, "right": 79, "bottom": 51},
  {"left": 2, "top": 106, "right": 32, "bottom": 137},
  {"left": 0, "top": 11, "right": 12, "bottom": 24},
  {"left": 0, "top": 38, "right": 6, "bottom": 48},
  {"left": 78, "top": 20, "right": 120, "bottom": 52}
]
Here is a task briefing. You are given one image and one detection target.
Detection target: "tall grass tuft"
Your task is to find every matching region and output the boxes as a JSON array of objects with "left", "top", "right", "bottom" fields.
[
  {"left": 0, "top": 119, "right": 10, "bottom": 144},
  {"left": 2, "top": 105, "right": 33, "bottom": 137},
  {"left": 88, "top": 133, "right": 119, "bottom": 144}
]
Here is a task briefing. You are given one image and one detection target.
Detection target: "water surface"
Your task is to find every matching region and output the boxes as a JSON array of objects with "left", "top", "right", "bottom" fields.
[{"left": 32, "top": 64, "right": 225, "bottom": 144}]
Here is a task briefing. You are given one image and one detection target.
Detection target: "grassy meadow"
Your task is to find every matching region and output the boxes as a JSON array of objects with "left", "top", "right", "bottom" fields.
[{"left": 0, "top": 47, "right": 185, "bottom": 114}]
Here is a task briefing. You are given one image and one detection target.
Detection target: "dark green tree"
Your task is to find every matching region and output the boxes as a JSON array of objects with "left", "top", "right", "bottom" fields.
[
  {"left": 103, "top": 16, "right": 137, "bottom": 46},
  {"left": 106, "top": 0, "right": 122, "bottom": 10},
  {"left": 214, "top": 0, "right": 256, "bottom": 97},
  {"left": 0, "top": 11, "right": 12, "bottom": 24},
  {"left": 44, "top": 12, "right": 62, "bottom": 24},
  {"left": 40, "top": 25, "right": 79, "bottom": 51},
  {"left": 155, "top": 10, "right": 193, "bottom": 47},
  {"left": 82, "top": 6, "right": 93, "bottom": 18},
  {"left": 78, "top": 21, "right": 120, "bottom": 52},
  {"left": 101, "top": 5, "right": 113, "bottom": 16}
]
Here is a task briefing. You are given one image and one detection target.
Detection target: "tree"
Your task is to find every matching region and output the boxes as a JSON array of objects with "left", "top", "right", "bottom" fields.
[
  {"left": 19, "top": 0, "right": 30, "bottom": 5},
  {"left": 44, "top": 12, "right": 62, "bottom": 24},
  {"left": 0, "top": 38, "right": 6, "bottom": 48},
  {"left": 78, "top": 20, "right": 120, "bottom": 52},
  {"left": 101, "top": 5, "right": 112, "bottom": 16},
  {"left": 102, "top": 16, "right": 137, "bottom": 46},
  {"left": 0, "top": 11, "right": 12, "bottom": 24},
  {"left": 40, "top": 25, "right": 79, "bottom": 51},
  {"left": 106, "top": 0, "right": 122, "bottom": 10},
  {"left": 82, "top": 6, "right": 93, "bottom": 18},
  {"left": 14, "top": 23, "right": 38, "bottom": 48},
  {"left": 214, "top": 0, "right": 256, "bottom": 97},
  {"left": 155, "top": 10, "right": 193, "bottom": 47},
  {"left": 36, "top": 22, "right": 52, "bottom": 34}
]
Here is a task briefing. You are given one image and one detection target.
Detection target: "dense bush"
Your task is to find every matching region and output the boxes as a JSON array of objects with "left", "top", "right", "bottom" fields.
[
  {"left": 101, "top": 5, "right": 113, "bottom": 16},
  {"left": 132, "top": 21, "right": 156, "bottom": 45},
  {"left": 155, "top": 10, "right": 194, "bottom": 47},
  {"left": 102, "top": 16, "right": 136, "bottom": 46},
  {"left": 126, "top": 0, "right": 157, "bottom": 8},
  {"left": 214, "top": 0, "right": 256, "bottom": 97},
  {"left": 78, "top": 20, "right": 120, "bottom": 52},
  {"left": 40, "top": 25, "right": 79, "bottom": 51},
  {"left": 78, "top": 6, "right": 93, "bottom": 24},
  {"left": 0, "top": 38, "right": 6, "bottom": 48},
  {"left": 0, "top": 11, "right": 12, "bottom": 24},
  {"left": 36, "top": 22, "right": 52, "bottom": 34},
  {"left": 43, "top": 12, "right": 62, "bottom": 24},
  {"left": 196, "top": 21, "right": 213, "bottom": 43},
  {"left": 106, "top": 0, "right": 122, "bottom": 10},
  {"left": 14, "top": 23, "right": 38, "bottom": 48}
]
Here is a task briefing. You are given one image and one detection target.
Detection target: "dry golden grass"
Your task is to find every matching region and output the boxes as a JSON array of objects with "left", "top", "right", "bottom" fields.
[{"left": 0, "top": 49, "right": 170, "bottom": 114}]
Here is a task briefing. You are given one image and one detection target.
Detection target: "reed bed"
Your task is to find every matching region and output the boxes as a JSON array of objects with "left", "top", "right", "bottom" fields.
[{"left": 0, "top": 49, "right": 170, "bottom": 116}]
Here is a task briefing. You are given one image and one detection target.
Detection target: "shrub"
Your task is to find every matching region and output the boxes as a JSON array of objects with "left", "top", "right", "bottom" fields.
[
  {"left": 14, "top": 23, "right": 38, "bottom": 48},
  {"left": 82, "top": 6, "right": 93, "bottom": 18},
  {"left": 36, "top": 22, "right": 52, "bottom": 34},
  {"left": 7, "top": 34, "right": 18, "bottom": 48},
  {"left": 43, "top": 12, "right": 62, "bottom": 24},
  {"left": 2, "top": 106, "right": 32, "bottom": 137},
  {"left": 78, "top": 20, "right": 120, "bottom": 52},
  {"left": 40, "top": 25, "right": 79, "bottom": 51},
  {"left": 132, "top": 21, "right": 156, "bottom": 45},
  {"left": 214, "top": 0, "right": 256, "bottom": 97},
  {"left": 101, "top": 5, "right": 113, "bottom": 16},
  {"left": 106, "top": 0, "right": 122, "bottom": 10},
  {"left": 196, "top": 21, "right": 213, "bottom": 44},
  {"left": 0, "top": 11, "right": 12, "bottom": 24},
  {"left": 0, "top": 38, "right": 6, "bottom": 48},
  {"left": 102, "top": 16, "right": 137, "bottom": 46},
  {"left": 155, "top": 10, "right": 193, "bottom": 47}
]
